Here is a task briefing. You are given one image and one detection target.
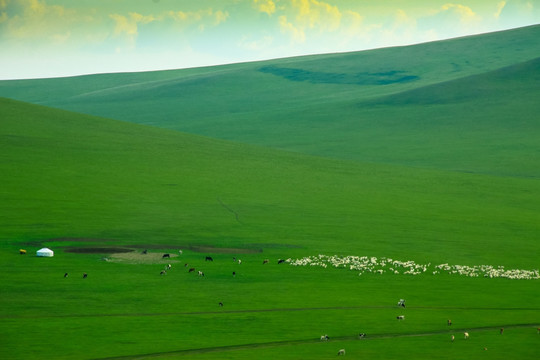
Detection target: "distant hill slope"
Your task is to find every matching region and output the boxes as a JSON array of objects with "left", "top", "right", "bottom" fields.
[
  {"left": 0, "top": 25, "right": 539, "bottom": 176},
  {"left": 1, "top": 97, "right": 539, "bottom": 267}
]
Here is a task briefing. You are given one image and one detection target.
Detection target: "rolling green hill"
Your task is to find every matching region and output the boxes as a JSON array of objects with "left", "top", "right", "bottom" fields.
[
  {"left": 1, "top": 25, "right": 539, "bottom": 177},
  {"left": 1, "top": 96, "right": 539, "bottom": 267}
]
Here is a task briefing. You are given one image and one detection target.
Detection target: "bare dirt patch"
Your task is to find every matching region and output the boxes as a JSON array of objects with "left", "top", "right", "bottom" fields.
[
  {"left": 65, "top": 247, "right": 134, "bottom": 254},
  {"left": 108, "top": 252, "right": 179, "bottom": 264}
]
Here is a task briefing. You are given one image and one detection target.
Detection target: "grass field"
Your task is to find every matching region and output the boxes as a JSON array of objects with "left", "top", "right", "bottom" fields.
[{"left": 1, "top": 25, "right": 539, "bottom": 359}]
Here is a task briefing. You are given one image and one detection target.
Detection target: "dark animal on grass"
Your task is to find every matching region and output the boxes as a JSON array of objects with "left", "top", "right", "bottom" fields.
[
  {"left": 396, "top": 315, "right": 404, "bottom": 320},
  {"left": 64, "top": 273, "right": 68, "bottom": 278},
  {"left": 263, "top": 259, "right": 269, "bottom": 264},
  {"left": 83, "top": 273, "right": 87, "bottom": 278},
  {"left": 232, "top": 271, "right": 236, "bottom": 277},
  {"left": 448, "top": 319, "right": 452, "bottom": 326},
  {"left": 184, "top": 263, "right": 188, "bottom": 267},
  {"left": 160, "top": 270, "right": 167, "bottom": 275},
  {"left": 358, "top": 333, "right": 366, "bottom": 338},
  {"left": 166, "top": 264, "right": 171, "bottom": 270},
  {"left": 278, "top": 259, "right": 285, "bottom": 264},
  {"left": 142, "top": 249, "right": 147, "bottom": 254},
  {"left": 188, "top": 268, "right": 195, "bottom": 273},
  {"left": 500, "top": 328, "right": 504, "bottom": 335},
  {"left": 162, "top": 253, "right": 170, "bottom": 258},
  {"left": 219, "top": 302, "right": 223, "bottom": 307},
  {"left": 320, "top": 334, "right": 329, "bottom": 341},
  {"left": 205, "top": 256, "right": 213, "bottom": 261}
]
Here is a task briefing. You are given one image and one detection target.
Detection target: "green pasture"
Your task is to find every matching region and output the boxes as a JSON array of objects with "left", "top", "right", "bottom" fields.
[
  {"left": 1, "top": 26, "right": 539, "bottom": 359},
  {"left": 1, "top": 98, "right": 539, "bottom": 359},
  {"left": 0, "top": 247, "right": 538, "bottom": 359}
]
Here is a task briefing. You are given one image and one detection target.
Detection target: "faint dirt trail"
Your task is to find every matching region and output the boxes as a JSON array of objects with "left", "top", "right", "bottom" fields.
[
  {"left": 2, "top": 305, "right": 539, "bottom": 319},
  {"left": 91, "top": 323, "right": 539, "bottom": 360}
]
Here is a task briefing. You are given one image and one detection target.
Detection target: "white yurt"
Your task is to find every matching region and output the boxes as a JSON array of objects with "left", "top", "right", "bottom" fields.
[{"left": 36, "top": 248, "right": 54, "bottom": 257}]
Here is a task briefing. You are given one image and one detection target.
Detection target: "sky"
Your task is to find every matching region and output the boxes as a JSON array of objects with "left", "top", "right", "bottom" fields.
[{"left": 0, "top": 0, "right": 539, "bottom": 79}]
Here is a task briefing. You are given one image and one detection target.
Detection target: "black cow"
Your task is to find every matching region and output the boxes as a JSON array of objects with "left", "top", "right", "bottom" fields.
[
  {"left": 64, "top": 273, "right": 68, "bottom": 278},
  {"left": 162, "top": 253, "right": 170, "bottom": 258},
  {"left": 83, "top": 273, "right": 88, "bottom": 278},
  {"left": 205, "top": 256, "right": 213, "bottom": 261},
  {"left": 278, "top": 259, "right": 285, "bottom": 264}
]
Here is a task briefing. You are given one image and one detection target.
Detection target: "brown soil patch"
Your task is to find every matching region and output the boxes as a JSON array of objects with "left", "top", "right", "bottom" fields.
[
  {"left": 108, "top": 252, "right": 179, "bottom": 264},
  {"left": 188, "top": 245, "right": 262, "bottom": 254},
  {"left": 65, "top": 247, "right": 134, "bottom": 254},
  {"left": 48, "top": 238, "right": 115, "bottom": 242}
]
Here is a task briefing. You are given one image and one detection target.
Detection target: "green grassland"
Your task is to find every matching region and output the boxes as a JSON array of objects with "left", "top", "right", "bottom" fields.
[
  {"left": 1, "top": 98, "right": 539, "bottom": 359},
  {"left": 1, "top": 25, "right": 540, "bottom": 359}
]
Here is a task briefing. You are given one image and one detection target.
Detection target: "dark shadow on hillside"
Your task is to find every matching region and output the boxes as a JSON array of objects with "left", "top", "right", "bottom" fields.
[
  {"left": 362, "top": 56, "right": 540, "bottom": 106},
  {"left": 259, "top": 66, "right": 419, "bottom": 85}
]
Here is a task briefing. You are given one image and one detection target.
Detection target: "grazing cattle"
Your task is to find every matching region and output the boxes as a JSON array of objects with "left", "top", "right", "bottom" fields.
[
  {"left": 337, "top": 349, "right": 346, "bottom": 356},
  {"left": 447, "top": 319, "right": 452, "bottom": 326},
  {"left": 232, "top": 271, "right": 236, "bottom": 277},
  {"left": 238, "top": 259, "right": 242, "bottom": 264},
  {"left": 188, "top": 268, "right": 195, "bottom": 273},
  {"left": 219, "top": 302, "right": 223, "bottom": 307},
  {"left": 166, "top": 264, "right": 172, "bottom": 270},
  {"left": 396, "top": 315, "right": 405, "bottom": 320},
  {"left": 358, "top": 333, "right": 366, "bottom": 339},
  {"left": 278, "top": 259, "right": 285, "bottom": 264},
  {"left": 500, "top": 328, "right": 504, "bottom": 335},
  {"left": 19, "top": 249, "right": 27, "bottom": 255},
  {"left": 198, "top": 271, "right": 204, "bottom": 277},
  {"left": 162, "top": 253, "right": 170, "bottom": 258},
  {"left": 205, "top": 256, "right": 213, "bottom": 261},
  {"left": 142, "top": 249, "right": 148, "bottom": 254},
  {"left": 464, "top": 332, "right": 469, "bottom": 339},
  {"left": 64, "top": 273, "right": 68, "bottom": 278},
  {"left": 397, "top": 299, "right": 406, "bottom": 308},
  {"left": 160, "top": 270, "right": 167, "bottom": 275},
  {"left": 178, "top": 250, "right": 183, "bottom": 254},
  {"left": 263, "top": 259, "right": 269, "bottom": 264},
  {"left": 184, "top": 263, "right": 189, "bottom": 267},
  {"left": 83, "top": 273, "right": 88, "bottom": 278},
  {"left": 320, "top": 334, "right": 329, "bottom": 341},
  {"left": 451, "top": 335, "right": 455, "bottom": 342}
]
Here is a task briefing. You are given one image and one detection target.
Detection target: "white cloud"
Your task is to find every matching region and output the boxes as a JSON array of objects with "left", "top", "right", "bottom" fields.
[
  {"left": 278, "top": 14, "right": 305, "bottom": 43},
  {"left": 254, "top": 0, "right": 276, "bottom": 16},
  {"left": 495, "top": 1, "right": 506, "bottom": 19}
]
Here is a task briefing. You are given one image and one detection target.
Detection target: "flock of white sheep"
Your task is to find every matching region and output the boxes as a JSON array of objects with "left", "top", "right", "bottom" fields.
[{"left": 285, "top": 255, "right": 539, "bottom": 280}]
